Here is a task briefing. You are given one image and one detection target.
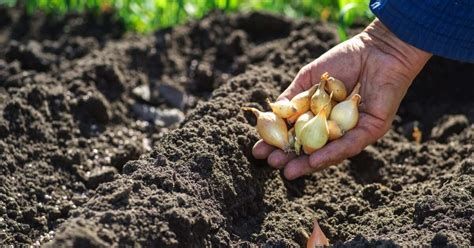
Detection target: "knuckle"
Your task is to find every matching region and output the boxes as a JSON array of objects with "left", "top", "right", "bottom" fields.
[{"left": 308, "top": 159, "right": 319, "bottom": 168}]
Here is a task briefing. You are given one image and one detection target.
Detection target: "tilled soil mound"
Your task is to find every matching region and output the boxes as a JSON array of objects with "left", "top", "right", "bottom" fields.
[{"left": 0, "top": 9, "right": 473, "bottom": 247}]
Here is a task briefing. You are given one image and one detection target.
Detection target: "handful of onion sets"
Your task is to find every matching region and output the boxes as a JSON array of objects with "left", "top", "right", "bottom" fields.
[{"left": 242, "top": 72, "right": 361, "bottom": 155}]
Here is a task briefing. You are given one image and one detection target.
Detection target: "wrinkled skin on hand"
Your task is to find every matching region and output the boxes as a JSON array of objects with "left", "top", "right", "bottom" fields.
[{"left": 252, "top": 19, "right": 432, "bottom": 180}]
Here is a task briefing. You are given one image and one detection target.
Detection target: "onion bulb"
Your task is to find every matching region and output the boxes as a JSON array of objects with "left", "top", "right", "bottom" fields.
[
  {"left": 325, "top": 74, "right": 347, "bottom": 102},
  {"left": 306, "top": 219, "right": 329, "bottom": 248},
  {"left": 310, "top": 79, "right": 332, "bottom": 116},
  {"left": 294, "top": 111, "right": 314, "bottom": 155},
  {"left": 287, "top": 84, "right": 318, "bottom": 123},
  {"left": 300, "top": 106, "right": 329, "bottom": 155},
  {"left": 294, "top": 111, "right": 314, "bottom": 139},
  {"left": 327, "top": 120, "right": 343, "bottom": 141},
  {"left": 286, "top": 113, "right": 300, "bottom": 124},
  {"left": 329, "top": 94, "right": 361, "bottom": 132},
  {"left": 242, "top": 107, "right": 290, "bottom": 151},
  {"left": 266, "top": 98, "right": 297, "bottom": 118}
]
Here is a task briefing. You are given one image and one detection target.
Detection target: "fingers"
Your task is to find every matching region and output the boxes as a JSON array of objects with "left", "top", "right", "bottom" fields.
[
  {"left": 307, "top": 114, "right": 384, "bottom": 169},
  {"left": 283, "top": 129, "right": 367, "bottom": 180},
  {"left": 278, "top": 65, "right": 312, "bottom": 100},
  {"left": 254, "top": 120, "right": 382, "bottom": 180},
  {"left": 284, "top": 155, "right": 314, "bottom": 180},
  {"left": 307, "top": 127, "right": 371, "bottom": 171},
  {"left": 252, "top": 140, "right": 297, "bottom": 169},
  {"left": 252, "top": 140, "right": 275, "bottom": 159},
  {"left": 267, "top": 150, "right": 296, "bottom": 169},
  {"left": 283, "top": 115, "right": 385, "bottom": 180},
  {"left": 252, "top": 140, "right": 293, "bottom": 168}
]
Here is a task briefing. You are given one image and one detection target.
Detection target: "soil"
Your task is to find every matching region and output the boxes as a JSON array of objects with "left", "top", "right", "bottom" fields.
[{"left": 1, "top": 7, "right": 473, "bottom": 247}]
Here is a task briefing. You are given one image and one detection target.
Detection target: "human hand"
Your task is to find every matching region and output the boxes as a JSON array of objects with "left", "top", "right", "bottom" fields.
[{"left": 252, "top": 19, "right": 432, "bottom": 180}]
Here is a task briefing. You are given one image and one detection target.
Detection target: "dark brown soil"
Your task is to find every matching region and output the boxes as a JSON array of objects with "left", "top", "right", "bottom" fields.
[{"left": 0, "top": 8, "right": 473, "bottom": 247}]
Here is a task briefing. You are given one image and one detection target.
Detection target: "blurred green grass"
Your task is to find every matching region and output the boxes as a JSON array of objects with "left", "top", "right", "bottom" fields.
[{"left": 0, "top": 0, "right": 373, "bottom": 37}]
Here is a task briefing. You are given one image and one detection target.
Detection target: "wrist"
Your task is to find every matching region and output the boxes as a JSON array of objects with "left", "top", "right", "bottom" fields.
[{"left": 361, "top": 18, "right": 432, "bottom": 80}]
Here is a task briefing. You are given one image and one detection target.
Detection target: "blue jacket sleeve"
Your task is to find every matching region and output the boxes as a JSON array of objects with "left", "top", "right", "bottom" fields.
[{"left": 369, "top": 0, "right": 474, "bottom": 63}]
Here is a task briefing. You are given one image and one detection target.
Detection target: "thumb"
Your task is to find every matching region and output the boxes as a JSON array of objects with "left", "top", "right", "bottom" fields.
[
  {"left": 279, "top": 59, "right": 348, "bottom": 101},
  {"left": 278, "top": 64, "right": 315, "bottom": 100}
]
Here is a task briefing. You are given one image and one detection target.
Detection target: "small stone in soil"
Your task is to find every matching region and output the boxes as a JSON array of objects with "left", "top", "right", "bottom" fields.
[
  {"left": 157, "top": 83, "right": 187, "bottom": 110},
  {"left": 132, "top": 103, "right": 185, "bottom": 127},
  {"left": 132, "top": 84, "right": 151, "bottom": 103}
]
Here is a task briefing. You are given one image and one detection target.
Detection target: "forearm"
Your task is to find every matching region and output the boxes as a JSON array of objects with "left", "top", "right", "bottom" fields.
[{"left": 369, "top": 0, "right": 474, "bottom": 63}]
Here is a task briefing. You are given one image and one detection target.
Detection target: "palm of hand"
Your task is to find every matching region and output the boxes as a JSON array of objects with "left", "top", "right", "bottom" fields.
[{"left": 252, "top": 22, "right": 431, "bottom": 180}]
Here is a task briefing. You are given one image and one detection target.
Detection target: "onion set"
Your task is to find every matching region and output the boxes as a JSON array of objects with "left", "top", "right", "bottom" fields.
[
  {"left": 267, "top": 99, "right": 298, "bottom": 118},
  {"left": 286, "top": 84, "right": 318, "bottom": 123},
  {"left": 329, "top": 84, "right": 361, "bottom": 132},
  {"left": 241, "top": 107, "right": 290, "bottom": 151},
  {"left": 242, "top": 72, "right": 361, "bottom": 155},
  {"left": 310, "top": 79, "right": 332, "bottom": 117},
  {"left": 306, "top": 219, "right": 330, "bottom": 247},
  {"left": 324, "top": 72, "right": 347, "bottom": 102},
  {"left": 300, "top": 104, "right": 329, "bottom": 154}
]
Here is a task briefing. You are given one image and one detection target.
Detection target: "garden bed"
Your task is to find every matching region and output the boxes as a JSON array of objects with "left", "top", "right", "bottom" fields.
[{"left": 0, "top": 9, "right": 473, "bottom": 247}]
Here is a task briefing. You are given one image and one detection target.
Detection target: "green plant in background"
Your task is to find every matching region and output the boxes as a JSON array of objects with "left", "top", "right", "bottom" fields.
[
  {"left": 337, "top": 0, "right": 372, "bottom": 40},
  {"left": 0, "top": 0, "right": 373, "bottom": 37}
]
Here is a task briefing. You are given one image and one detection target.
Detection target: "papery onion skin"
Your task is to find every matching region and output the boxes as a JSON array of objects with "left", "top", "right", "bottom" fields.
[
  {"left": 310, "top": 80, "right": 332, "bottom": 116},
  {"left": 287, "top": 84, "right": 318, "bottom": 124},
  {"left": 242, "top": 107, "right": 290, "bottom": 151},
  {"left": 327, "top": 120, "right": 343, "bottom": 141},
  {"left": 300, "top": 108, "right": 329, "bottom": 155},
  {"left": 306, "top": 219, "right": 330, "bottom": 248},
  {"left": 325, "top": 76, "right": 347, "bottom": 102},
  {"left": 295, "top": 111, "right": 315, "bottom": 139},
  {"left": 320, "top": 72, "right": 330, "bottom": 81},
  {"left": 292, "top": 84, "right": 318, "bottom": 111},
  {"left": 294, "top": 111, "right": 314, "bottom": 155},
  {"left": 287, "top": 112, "right": 300, "bottom": 124},
  {"left": 267, "top": 99, "right": 298, "bottom": 118},
  {"left": 329, "top": 94, "right": 361, "bottom": 132}
]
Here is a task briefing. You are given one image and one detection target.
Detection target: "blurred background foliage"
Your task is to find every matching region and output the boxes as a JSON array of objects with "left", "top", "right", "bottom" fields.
[{"left": 0, "top": 0, "right": 373, "bottom": 38}]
